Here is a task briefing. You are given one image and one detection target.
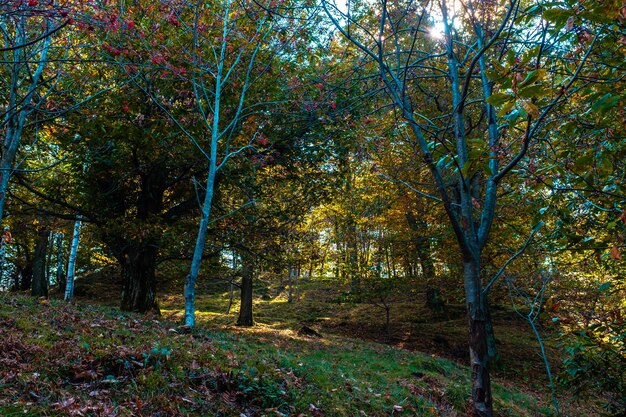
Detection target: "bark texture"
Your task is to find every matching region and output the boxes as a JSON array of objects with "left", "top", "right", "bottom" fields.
[
  {"left": 31, "top": 228, "right": 50, "bottom": 297},
  {"left": 465, "top": 260, "right": 493, "bottom": 417},
  {"left": 120, "top": 243, "right": 159, "bottom": 313},
  {"left": 236, "top": 253, "right": 254, "bottom": 326}
]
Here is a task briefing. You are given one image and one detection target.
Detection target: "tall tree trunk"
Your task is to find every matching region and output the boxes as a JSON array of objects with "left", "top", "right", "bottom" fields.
[
  {"left": 226, "top": 280, "right": 235, "bottom": 314},
  {"left": 64, "top": 218, "right": 82, "bottom": 301},
  {"left": 184, "top": 167, "right": 216, "bottom": 327},
  {"left": 45, "top": 232, "right": 55, "bottom": 286},
  {"left": 120, "top": 243, "right": 159, "bottom": 313},
  {"left": 307, "top": 261, "right": 314, "bottom": 281},
  {"left": 0, "top": 225, "right": 11, "bottom": 280},
  {"left": 236, "top": 252, "right": 254, "bottom": 326},
  {"left": 55, "top": 233, "right": 65, "bottom": 293},
  {"left": 0, "top": 29, "right": 52, "bottom": 226},
  {"left": 31, "top": 228, "right": 50, "bottom": 297},
  {"left": 406, "top": 211, "right": 444, "bottom": 311},
  {"left": 19, "top": 262, "right": 33, "bottom": 291},
  {"left": 226, "top": 250, "right": 237, "bottom": 314},
  {"left": 347, "top": 216, "right": 360, "bottom": 300},
  {"left": 287, "top": 262, "right": 293, "bottom": 303},
  {"left": 295, "top": 263, "right": 301, "bottom": 302},
  {"left": 464, "top": 259, "right": 493, "bottom": 417}
]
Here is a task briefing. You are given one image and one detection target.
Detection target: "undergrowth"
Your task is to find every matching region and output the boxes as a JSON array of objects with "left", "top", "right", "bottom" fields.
[{"left": 0, "top": 294, "right": 586, "bottom": 416}]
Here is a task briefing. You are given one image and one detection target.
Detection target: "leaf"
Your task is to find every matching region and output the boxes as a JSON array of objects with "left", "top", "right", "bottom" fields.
[
  {"left": 520, "top": 100, "right": 539, "bottom": 118},
  {"left": 519, "top": 70, "right": 540, "bottom": 88},
  {"left": 598, "top": 282, "right": 611, "bottom": 292},
  {"left": 610, "top": 246, "right": 621, "bottom": 260},
  {"left": 620, "top": 209, "right": 626, "bottom": 225},
  {"left": 542, "top": 8, "right": 571, "bottom": 23},
  {"left": 497, "top": 100, "right": 516, "bottom": 116},
  {"left": 486, "top": 92, "right": 513, "bottom": 106},
  {"left": 487, "top": 93, "right": 513, "bottom": 106},
  {"left": 573, "top": 154, "right": 593, "bottom": 171},
  {"left": 591, "top": 93, "right": 620, "bottom": 113},
  {"left": 518, "top": 84, "right": 547, "bottom": 98}
]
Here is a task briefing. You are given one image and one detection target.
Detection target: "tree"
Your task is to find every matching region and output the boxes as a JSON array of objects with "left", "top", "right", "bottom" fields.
[
  {"left": 0, "top": 1, "right": 69, "bottom": 224},
  {"left": 321, "top": 0, "right": 620, "bottom": 414},
  {"left": 64, "top": 218, "right": 81, "bottom": 301},
  {"left": 30, "top": 227, "right": 50, "bottom": 297},
  {"left": 118, "top": 0, "right": 316, "bottom": 326}
]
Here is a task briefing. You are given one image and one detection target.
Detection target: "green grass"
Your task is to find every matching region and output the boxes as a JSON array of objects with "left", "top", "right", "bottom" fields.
[{"left": 0, "top": 291, "right": 594, "bottom": 416}]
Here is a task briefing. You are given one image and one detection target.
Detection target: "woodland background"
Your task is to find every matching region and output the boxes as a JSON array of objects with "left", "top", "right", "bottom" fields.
[{"left": 0, "top": 0, "right": 624, "bottom": 416}]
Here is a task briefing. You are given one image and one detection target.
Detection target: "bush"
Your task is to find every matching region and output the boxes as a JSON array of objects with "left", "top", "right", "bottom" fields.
[{"left": 558, "top": 320, "right": 625, "bottom": 416}]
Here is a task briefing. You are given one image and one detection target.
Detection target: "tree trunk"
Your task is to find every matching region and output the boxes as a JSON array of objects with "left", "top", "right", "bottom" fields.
[
  {"left": 464, "top": 259, "right": 493, "bottom": 417},
  {"left": 482, "top": 296, "right": 500, "bottom": 367},
  {"left": 120, "top": 243, "right": 159, "bottom": 313},
  {"left": 184, "top": 167, "right": 216, "bottom": 327},
  {"left": 287, "top": 262, "right": 293, "bottom": 303},
  {"left": 31, "top": 228, "right": 50, "bottom": 297},
  {"left": 55, "top": 233, "right": 65, "bottom": 293},
  {"left": 295, "top": 263, "right": 301, "bottom": 302},
  {"left": 385, "top": 304, "right": 391, "bottom": 340},
  {"left": 15, "top": 241, "right": 33, "bottom": 291},
  {"left": 426, "top": 288, "right": 445, "bottom": 312},
  {"left": 226, "top": 280, "right": 235, "bottom": 314},
  {"left": 64, "top": 218, "right": 82, "bottom": 301},
  {"left": 307, "top": 261, "right": 314, "bottom": 281},
  {"left": 226, "top": 250, "right": 237, "bottom": 314},
  {"left": 236, "top": 253, "right": 254, "bottom": 326}
]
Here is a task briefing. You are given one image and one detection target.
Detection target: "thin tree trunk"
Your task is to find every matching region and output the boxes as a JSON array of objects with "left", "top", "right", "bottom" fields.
[
  {"left": 31, "top": 228, "right": 50, "bottom": 297},
  {"left": 295, "top": 263, "right": 301, "bottom": 302},
  {"left": 236, "top": 252, "right": 253, "bottom": 326},
  {"left": 184, "top": 168, "right": 216, "bottom": 327},
  {"left": 226, "top": 280, "right": 235, "bottom": 314},
  {"left": 64, "top": 218, "right": 82, "bottom": 301},
  {"left": 55, "top": 233, "right": 65, "bottom": 292},
  {"left": 226, "top": 250, "right": 237, "bottom": 314},
  {"left": 288, "top": 262, "right": 293, "bottom": 303},
  {"left": 45, "top": 232, "right": 55, "bottom": 286},
  {"left": 0, "top": 29, "right": 52, "bottom": 226},
  {"left": 0, "top": 226, "right": 10, "bottom": 281}
]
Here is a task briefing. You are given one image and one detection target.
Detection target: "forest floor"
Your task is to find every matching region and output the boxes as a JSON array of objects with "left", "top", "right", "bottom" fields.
[{"left": 0, "top": 272, "right": 603, "bottom": 416}]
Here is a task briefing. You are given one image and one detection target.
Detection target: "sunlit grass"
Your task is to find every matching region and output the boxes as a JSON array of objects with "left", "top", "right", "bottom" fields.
[{"left": 0, "top": 293, "right": 595, "bottom": 416}]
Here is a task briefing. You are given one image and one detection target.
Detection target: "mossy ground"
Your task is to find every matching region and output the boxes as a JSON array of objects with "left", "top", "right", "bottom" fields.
[
  {"left": 0, "top": 292, "right": 565, "bottom": 417},
  {"left": 0, "top": 272, "right": 600, "bottom": 416}
]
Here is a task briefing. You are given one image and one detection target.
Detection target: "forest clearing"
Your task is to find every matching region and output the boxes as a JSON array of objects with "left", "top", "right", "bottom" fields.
[{"left": 0, "top": 0, "right": 624, "bottom": 416}]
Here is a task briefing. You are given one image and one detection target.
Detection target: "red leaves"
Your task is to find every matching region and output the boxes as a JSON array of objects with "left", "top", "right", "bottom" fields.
[
  {"left": 102, "top": 43, "right": 121, "bottom": 57},
  {"left": 151, "top": 53, "right": 166, "bottom": 65},
  {"left": 167, "top": 13, "right": 180, "bottom": 27},
  {"left": 256, "top": 136, "right": 270, "bottom": 147},
  {"left": 27, "top": 0, "right": 38, "bottom": 6}
]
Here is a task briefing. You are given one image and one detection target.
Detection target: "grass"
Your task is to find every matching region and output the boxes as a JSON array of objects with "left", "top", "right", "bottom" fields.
[{"left": 0, "top": 292, "right": 572, "bottom": 417}]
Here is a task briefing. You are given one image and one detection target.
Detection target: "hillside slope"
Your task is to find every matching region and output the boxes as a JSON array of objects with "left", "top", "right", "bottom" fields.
[{"left": 0, "top": 294, "right": 592, "bottom": 417}]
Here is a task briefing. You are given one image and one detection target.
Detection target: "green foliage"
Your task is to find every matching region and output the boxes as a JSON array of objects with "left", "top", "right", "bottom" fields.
[{"left": 558, "top": 320, "right": 626, "bottom": 416}]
